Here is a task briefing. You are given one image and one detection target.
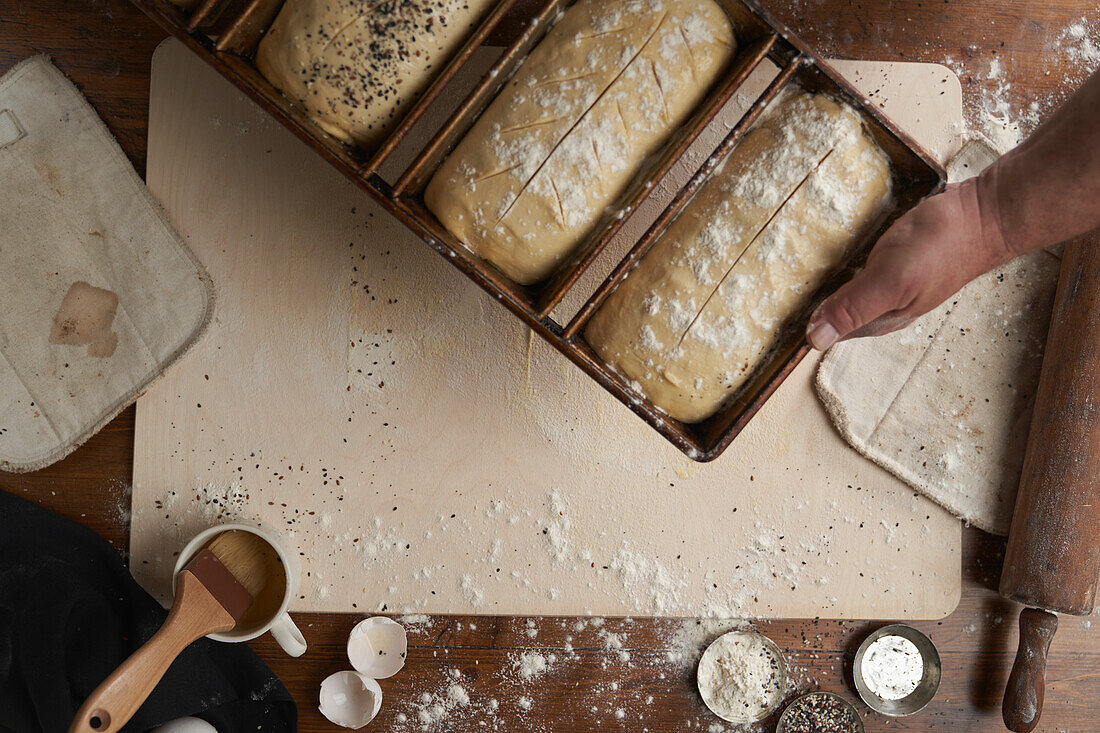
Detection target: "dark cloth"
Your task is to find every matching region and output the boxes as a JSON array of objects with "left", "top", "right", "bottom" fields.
[{"left": 0, "top": 490, "right": 297, "bottom": 733}]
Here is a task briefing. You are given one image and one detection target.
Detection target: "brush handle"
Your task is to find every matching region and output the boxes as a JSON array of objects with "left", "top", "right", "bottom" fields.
[
  {"left": 68, "top": 570, "right": 238, "bottom": 733},
  {"left": 1003, "top": 607, "right": 1059, "bottom": 733}
]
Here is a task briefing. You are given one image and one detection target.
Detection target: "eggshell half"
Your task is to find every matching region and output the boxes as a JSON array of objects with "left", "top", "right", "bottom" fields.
[
  {"left": 347, "top": 616, "right": 407, "bottom": 678},
  {"left": 319, "top": 671, "right": 383, "bottom": 729}
]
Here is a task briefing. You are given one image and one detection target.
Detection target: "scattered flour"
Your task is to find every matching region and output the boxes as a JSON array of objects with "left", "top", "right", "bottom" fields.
[
  {"left": 460, "top": 574, "right": 484, "bottom": 608},
  {"left": 514, "top": 651, "right": 552, "bottom": 680},
  {"left": 542, "top": 489, "right": 572, "bottom": 563},
  {"left": 400, "top": 614, "right": 433, "bottom": 630},
  {"left": 599, "top": 629, "right": 631, "bottom": 664},
  {"left": 447, "top": 684, "right": 471, "bottom": 706}
]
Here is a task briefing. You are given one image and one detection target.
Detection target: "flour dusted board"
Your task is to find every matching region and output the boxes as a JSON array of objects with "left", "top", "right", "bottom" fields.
[{"left": 132, "top": 39, "right": 962, "bottom": 618}]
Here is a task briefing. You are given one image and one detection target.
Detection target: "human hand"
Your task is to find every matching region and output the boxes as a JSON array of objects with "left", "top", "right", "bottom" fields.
[{"left": 805, "top": 177, "right": 1010, "bottom": 350}]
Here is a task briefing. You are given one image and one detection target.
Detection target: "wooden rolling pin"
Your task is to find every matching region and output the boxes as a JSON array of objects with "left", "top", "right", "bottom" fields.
[{"left": 1000, "top": 236, "right": 1100, "bottom": 733}]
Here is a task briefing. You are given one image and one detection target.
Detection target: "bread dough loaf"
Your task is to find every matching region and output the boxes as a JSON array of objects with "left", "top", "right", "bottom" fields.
[
  {"left": 256, "top": 0, "right": 495, "bottom": 148},
  {"left": 585, "top": 92, "right": 893, "bottom": 423},
  {"left": 425, "top": 0, "right": 735, "bottom": 285}
]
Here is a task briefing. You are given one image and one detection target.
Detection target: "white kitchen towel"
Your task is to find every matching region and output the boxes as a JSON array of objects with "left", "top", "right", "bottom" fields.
[
  {"left": 0, "top": 57, "right": 213, "bottom": 472},
  {"left": 816, "top": 138, "right": 1060, "bottom": 535}
]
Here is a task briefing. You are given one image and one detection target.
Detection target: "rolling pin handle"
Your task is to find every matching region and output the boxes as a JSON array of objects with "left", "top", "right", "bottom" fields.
[{"left": 1002, "top": 607, "right": 1059, "bottom": 733}]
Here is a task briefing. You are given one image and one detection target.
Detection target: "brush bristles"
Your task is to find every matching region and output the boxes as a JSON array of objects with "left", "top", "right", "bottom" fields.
[
  {"left": 182, "top": 549, "right": 254, "bottom": 620},
  {"left": 203, "top": 530, "right": 279, "bottom": 599}
]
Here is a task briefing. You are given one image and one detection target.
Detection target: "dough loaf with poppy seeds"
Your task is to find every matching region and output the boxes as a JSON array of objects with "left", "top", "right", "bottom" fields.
[{"left": 257, "top": 0, "right": 496, "bottom": 148}]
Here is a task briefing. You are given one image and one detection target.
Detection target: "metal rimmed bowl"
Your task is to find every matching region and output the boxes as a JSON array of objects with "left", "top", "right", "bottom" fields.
[
  {"left": 777, "top": 691, "right": 864, "bottom": 733},
  {"left": 697, "top": 630, "right": 788, "bottom": 723},
  {"left": 853, "top": 624, "right": 941, "bottom": 716}
]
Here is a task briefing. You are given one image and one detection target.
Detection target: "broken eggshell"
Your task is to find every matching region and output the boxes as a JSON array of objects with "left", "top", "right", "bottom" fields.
[
  {"left": 347, "top": 616, "right": 407, "bottom": 678},
  {"left": 319, "top": 671, "right": 383, "bottom": 729}
]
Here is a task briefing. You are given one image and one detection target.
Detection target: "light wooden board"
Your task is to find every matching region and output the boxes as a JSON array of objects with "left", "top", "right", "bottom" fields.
[{"left": 132, "top": 39, "right": 963, "bottom": 619}]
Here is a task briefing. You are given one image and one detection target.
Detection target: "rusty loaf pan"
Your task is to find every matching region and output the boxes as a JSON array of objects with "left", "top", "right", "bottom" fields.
[{"left": 125, "top": 0, "right": 945, "bottom": 461}]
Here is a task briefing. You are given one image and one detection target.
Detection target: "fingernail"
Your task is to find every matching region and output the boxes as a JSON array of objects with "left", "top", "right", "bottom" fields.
[{"left": 807, "top": 320, "right": 839, "bottom": 350}]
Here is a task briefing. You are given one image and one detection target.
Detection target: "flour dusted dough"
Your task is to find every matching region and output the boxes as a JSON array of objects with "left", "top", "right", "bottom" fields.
[
  {"left": 425, "top": 0, "right": 735, "bottom": 285},
  {"left": 256, "top": 0, "right": 495, "bottom": 148},
  {"left": 585, "top": 92, "right": 893, "bottom": 423}
]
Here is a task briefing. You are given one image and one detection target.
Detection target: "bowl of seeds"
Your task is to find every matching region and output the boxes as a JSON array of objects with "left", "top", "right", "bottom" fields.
[{"left": 777, "top": 691, "right": 864, "bottom": 733}]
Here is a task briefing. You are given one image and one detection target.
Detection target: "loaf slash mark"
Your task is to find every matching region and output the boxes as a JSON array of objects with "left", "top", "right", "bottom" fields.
[
  {"left": 533, "top": 71, "right": 602, "bottom": 89},
  {"left": 576, "top": 23, "right": 637, "bottom": 41},
  {"left": 590, "top": 138, "right": 602, "bottom": 171},
  {"left": 615, "top": 101, "right": 630, "bottom": 131},
  {"left": 548, "top": 177, "right": 568, "bottom": 229},
  {"left": 318, "top": 1, "right": 384, "bottom": 54},
  {"left": 49, "top": 281, "right": 120, "bottom": 358},
  {"left": 674, "top": 149, "right": 835, "bottom": 348},
  {"left": 494, "top": 11, "right": 671, "bottom": 225},
  {"left": 677, "top": 27, "right": 698, "bottom": 82},
  {"left": 500, "top": 116, "right": 571, "bottom": 135},
  {"left": 472, "top": 164, "right": 521, "bottom": 184},
  {"left": 649, "top": 60, "right": 671, "bottom": 122}
]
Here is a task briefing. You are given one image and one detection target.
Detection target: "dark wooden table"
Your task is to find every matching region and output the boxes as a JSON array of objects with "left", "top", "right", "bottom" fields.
[{"left": 2, "top": 1, "right": 1097, "bottom": 731}]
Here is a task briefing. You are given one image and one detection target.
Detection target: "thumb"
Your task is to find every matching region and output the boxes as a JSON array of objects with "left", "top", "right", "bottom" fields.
[{"left": 806, "top": 265, "right": 908, "bottom": 350}]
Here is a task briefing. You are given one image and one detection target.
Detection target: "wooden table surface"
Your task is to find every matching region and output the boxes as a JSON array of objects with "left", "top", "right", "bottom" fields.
[{"left": 2, "top": 1, "right": 1097, "bottom": 731}]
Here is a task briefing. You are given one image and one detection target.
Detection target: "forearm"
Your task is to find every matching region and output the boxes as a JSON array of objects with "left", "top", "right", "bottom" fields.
[{"left": 978, "top": 70, "right": 1100, "bottom": 257}]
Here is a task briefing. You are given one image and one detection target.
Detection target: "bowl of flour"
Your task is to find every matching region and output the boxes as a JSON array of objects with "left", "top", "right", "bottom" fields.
[{"left": 696, "top": 630, "right": 787, "bottom": 723}]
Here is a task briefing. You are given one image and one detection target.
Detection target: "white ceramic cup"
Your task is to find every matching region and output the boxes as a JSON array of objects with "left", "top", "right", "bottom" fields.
[{"left": 174, "top": 522, "right": 307, "bottom": 657}]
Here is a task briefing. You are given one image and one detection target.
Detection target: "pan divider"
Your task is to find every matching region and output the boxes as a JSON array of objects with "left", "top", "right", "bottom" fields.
[
  {"left": 187, "top": 0, "right": 260, "bottom": 33},
  {"left": 363, "top": 0, "right": 522, "bottom": 175},
  {"left": 561, "top": 55, "right": 803, "bottom": 342},
  {"left": 212, "top": 0, "right": 283, "bottom": 54}
]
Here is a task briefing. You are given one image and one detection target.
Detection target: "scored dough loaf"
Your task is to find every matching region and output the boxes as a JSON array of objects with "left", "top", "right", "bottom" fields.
[
  {"left": 425, "top": 0, "right": 735, "bottom": 285},
  {"left": 585, "top": 92, "right": 894, "bottom": 423},
  {"left": 256, "top": 0, "right": 496, "bottom": 148}
]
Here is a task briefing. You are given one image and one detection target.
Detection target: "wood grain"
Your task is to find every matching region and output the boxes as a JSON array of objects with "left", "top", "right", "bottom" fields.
[{"left": 1, "top": 1, "right": 1098, "bottom": 732}]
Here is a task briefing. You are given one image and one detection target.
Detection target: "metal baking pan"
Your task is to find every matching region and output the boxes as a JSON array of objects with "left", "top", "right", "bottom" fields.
[{"left": 126, "top": 0, "right": 945, "bottom": 461}]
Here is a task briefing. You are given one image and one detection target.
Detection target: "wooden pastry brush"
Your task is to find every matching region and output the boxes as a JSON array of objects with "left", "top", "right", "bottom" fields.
[{"left": 69, "top": 531, "right": 268, "bottom": 733}]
